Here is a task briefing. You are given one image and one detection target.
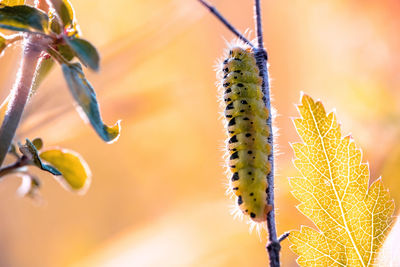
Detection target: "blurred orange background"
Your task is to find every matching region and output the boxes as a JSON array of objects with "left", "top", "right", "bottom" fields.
[{"left": 0, "top": 0, "right": 400, "bottom": 266}]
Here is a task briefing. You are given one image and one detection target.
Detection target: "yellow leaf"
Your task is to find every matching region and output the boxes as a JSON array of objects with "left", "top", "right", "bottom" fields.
[
  {"left": 289, "top": 94, "right": 394, "bottom": 266},
  {"left": 39, "top": 149, "right": 91, "bottom": 194}
]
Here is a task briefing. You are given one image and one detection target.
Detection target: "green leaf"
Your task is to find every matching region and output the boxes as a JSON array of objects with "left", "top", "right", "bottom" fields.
[
  {"left": 64, "top": 37, "right": 100, "bottom": 71},
  {"left": 19, "top": 139, "right": 62, "bottom": 176},
  {"left": 49, "top": 11, "right": 61, "bottom": 34},
  {"left": 0, "top": 0, "right": 25, "bottom": 6},
  {"left": 50, "top": 0, "right": 74, "bottom": 27},
  {"left": 57, "top": 43, "right": 75, "bottom": 61},
  {"left": 61, "top": 63, "right": 120, "bottom": 143},
  {"left": 39, "top": 149, "right": 91, "bottom": 192},
  {"left": 0, "top": 5, "right": 49, "bottom": 33},
  {"left": 31, "top": 137, "right": 43, "bottom": 150},
  {"left": 289, "top": 94, "right": 394, "bottom": 266}
]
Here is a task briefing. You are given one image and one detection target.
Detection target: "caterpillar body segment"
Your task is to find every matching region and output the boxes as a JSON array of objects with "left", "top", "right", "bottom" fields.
[{"left": 221, "top": 46, "right": 272, "bottom": 223}]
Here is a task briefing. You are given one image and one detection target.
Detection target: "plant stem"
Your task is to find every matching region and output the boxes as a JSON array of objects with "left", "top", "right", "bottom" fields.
[
  {"left": 253, "top": 1, "right": 280, "bottom": 266},
  {"left": 0, "top": 35, "right": 45, "bottom": 167},
  {"left": 197, "top": 0, "right": 255, "bottom": 49},
  {"left": 0, "top": 156, "right": 29, "bottom": 178},
  {"left": 278, "top": 232, "right": 290, "bottom": 243},
  {"left": 254, "top": 0, "right": 265, "bottom": 55}
]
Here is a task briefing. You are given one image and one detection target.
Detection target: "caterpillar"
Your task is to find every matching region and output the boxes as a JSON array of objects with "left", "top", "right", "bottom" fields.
[{"left": 221, "top": 46, "right": 272, "bottom": 223}]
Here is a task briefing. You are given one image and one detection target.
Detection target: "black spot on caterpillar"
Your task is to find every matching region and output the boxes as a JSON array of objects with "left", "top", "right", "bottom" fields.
[
  {"left": 238, "top": 195, "right": 243, "bottom": 205},
  {"left": 221, "top": 46, "right": 272, "bottom": 223},
  {"left": 232, "top": 172, "right": 240, "bottom": 181}
]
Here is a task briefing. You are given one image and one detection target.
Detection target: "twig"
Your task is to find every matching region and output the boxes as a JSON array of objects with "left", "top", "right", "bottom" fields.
[
  {"left": 197, "top": 0, "right": 255, "bottom": 49},
  {"left": 0, "top": 156, "right": 29, "bottom": 177},
  {"left": 252, "top": 1, "right": 280, "bottom": 266},
  {"left": 278, "top": 232, "right": 290, "bottom": 243},
  {"left": 254, "top": 0, "right": 265, "bottom": 54}
]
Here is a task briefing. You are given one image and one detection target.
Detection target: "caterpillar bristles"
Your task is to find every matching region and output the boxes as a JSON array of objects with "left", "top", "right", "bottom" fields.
[{"left": 217, "top": 41, "right": 273, "bottom": 224}]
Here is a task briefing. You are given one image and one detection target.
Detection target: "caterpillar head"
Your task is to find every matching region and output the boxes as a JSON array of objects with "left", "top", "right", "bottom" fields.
[{"left": 229, "top": 47, "right": 254, "bottom": 61}]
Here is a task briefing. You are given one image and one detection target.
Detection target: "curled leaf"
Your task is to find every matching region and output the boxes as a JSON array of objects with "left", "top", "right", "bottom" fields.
[
  {"left": 64, "top": 37, "right": 99, "bottom": 71},
  {"left": 0, "top": 5, "right": 49, "bottom": 33},
  {"left": 39, "top": 149, "right": 91, "bottom": 193},
  {"left": 19, "top": 139, "right": 61, "bottom": 176},
  {"left": 61, "top": 63, "right": 121, "bottom": 143}
]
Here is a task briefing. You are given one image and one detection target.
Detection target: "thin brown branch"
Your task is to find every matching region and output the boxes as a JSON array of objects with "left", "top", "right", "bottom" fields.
[
  {"left": 253, "top": 0, "right": 280, "bottom": 266},
  {"left": 197, "top": 0, "right": 255, "bottom": 49},
  {"left": 0, "top": 156, "right": 29, "bottom": 178},
  {"left": 254, "top": 0, "right": 264, "bottom": 52},
  {"left": 278, "top": 232, "right": 290, "bottom": 243}
]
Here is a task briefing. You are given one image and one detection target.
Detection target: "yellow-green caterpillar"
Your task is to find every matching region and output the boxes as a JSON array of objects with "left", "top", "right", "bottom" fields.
[{"left": 221, "top": 46, "right": 272, "bottom": 223}]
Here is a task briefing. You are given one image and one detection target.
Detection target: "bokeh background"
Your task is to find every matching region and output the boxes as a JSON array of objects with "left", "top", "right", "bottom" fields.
[{"left": 0, "top": 0, "right": 399, "bottom": 266}]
